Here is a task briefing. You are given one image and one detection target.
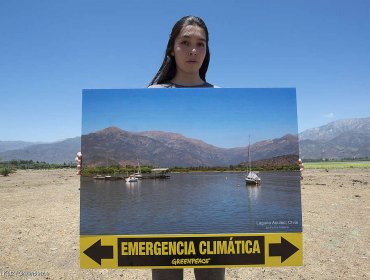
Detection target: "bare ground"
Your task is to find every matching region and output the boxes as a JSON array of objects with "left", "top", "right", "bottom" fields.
[{"left": 0, "top": 169, "right": 369, "bottom": 279}]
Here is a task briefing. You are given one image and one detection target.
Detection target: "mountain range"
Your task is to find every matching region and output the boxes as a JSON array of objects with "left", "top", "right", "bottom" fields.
[
  {"left": 0, "top": 141, "right": 43, "bottom": 153},
  {"left": 0, "top": 117, "right": 369, "bottom": 164},
  {"left": 0, "top": 138, "right": 80, "bottom": 164},
  {"left": 81, "top": 127, "right": 298, "bottom": 167},
  {"left": 299, "top": 117, "right": 370, "bottom": 159}
]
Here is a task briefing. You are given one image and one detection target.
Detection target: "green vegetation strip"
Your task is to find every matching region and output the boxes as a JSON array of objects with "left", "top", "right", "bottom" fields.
[
  {"left": 0, "top": 160, "right": 76, "bottom": 171},
  {"left": 304, "top": 161, "right": 370, "bottom": 169},
  {"left": 80, "top": 164, "right": 299, "bottom": 176}
]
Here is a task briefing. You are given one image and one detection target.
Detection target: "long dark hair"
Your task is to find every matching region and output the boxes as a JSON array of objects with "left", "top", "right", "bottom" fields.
[{"left": 149, "top": 16, "right": 210, "bottom": 86}]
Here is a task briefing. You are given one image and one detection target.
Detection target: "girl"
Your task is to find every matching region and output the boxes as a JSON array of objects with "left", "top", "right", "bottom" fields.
[
  {"left": 148, "top": 15, "right": 217, "bottom": 89},
  {"left": 77, "top": 15, "right": 303, "bottom": 280}
]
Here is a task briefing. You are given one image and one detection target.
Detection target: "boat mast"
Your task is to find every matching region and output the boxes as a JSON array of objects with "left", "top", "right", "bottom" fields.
[
  {"left": 137, "top": 160, "right": 141, "bottom": 174},
  {"left": 248, "top": 135, "right": 251, "bottom": 174}
]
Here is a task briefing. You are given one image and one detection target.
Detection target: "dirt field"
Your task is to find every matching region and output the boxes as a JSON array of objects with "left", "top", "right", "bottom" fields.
[{"left": 0, "top": 169, "right": 369, "bottom": 279}]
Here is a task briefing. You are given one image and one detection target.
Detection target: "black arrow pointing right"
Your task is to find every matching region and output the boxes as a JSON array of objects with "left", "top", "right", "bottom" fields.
[
  {"left": 269, "top": 237, "right": 299, "bottom": 263},
  {"left": 83, "top": 239, "right": 114, "bottom": 265}
]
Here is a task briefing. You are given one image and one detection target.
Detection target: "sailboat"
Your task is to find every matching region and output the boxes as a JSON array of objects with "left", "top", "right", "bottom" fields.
[
  {"left": 133, "top": 161, "right": 142, "bottom": 179},
  {"left": 125, "top": 175, "right": 138, "bottom": 183},
  {"left": 126, "top": 160, "right": 142, "bottom": 182},
  {"left": 125, "top": 170, "right": 138, "bottom": 183},
  {"left": 245, "top": 137, "right": 261, "bottom": 185}
]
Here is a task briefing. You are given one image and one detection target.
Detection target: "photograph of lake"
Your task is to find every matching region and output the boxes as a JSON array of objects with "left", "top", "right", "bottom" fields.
[
  {"left": 80, "top": 88, "right": 302, "bottom": 235},
  {"left": 80, "top": 171, "right": 301, "bottom": 235}
]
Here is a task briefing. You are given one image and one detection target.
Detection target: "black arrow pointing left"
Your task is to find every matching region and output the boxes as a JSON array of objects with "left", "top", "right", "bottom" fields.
[{"left": 84, "top": 239, "right": 113, "bottom": 265}]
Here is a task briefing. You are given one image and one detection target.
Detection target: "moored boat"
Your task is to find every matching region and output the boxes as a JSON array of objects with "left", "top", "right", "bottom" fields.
[
  {"left": 245, "top": 171, "right": 261, "bottom": 185},
  {"left": 125, "top": 175, "right": 138, "bottom": 183},
  {"left": 93, "top": 175, "right": 105, "bottom": 180},
  {"left": 245, "top": 136, "right": 261, "bottom": 185}
]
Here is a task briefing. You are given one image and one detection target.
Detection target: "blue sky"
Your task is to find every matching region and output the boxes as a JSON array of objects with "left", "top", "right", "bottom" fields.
[
  {"left": 1, "top": 0, "right": 369, "bottom": 142},
  {"left": 82, "top": 88, "right": 298, "bottom": 148}
]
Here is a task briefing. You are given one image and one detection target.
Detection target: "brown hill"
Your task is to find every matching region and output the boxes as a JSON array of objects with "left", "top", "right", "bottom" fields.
[{"left": 81, "top": 127, "right": 299, "bottom": 168}]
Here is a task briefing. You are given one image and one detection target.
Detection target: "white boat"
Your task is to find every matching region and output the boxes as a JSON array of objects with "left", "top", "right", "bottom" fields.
[
  {"left": 93, "top": 175, "right": 105, "bottom": 180},
  {"left": 245, "top": 171, "right": 261, "bottom": 185},
  {"left": 125, "top": 175, "right": 138, "bottom": 183},
  {"left": 245, "top": 137, "right": 261, "bottom": 185}
]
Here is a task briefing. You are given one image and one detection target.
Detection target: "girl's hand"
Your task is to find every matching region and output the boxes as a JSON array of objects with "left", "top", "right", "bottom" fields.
[
  {"left": 75, "top": 152, "right": 82, "bottom": 175},
  {"left": 299, "top": 158, "right": 304, "bottom": 180}
]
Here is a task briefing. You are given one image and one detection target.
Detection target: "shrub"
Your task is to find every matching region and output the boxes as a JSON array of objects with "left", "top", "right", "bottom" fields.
[{"left": 0, "top": 167, "right": 14, "bottom": 176}]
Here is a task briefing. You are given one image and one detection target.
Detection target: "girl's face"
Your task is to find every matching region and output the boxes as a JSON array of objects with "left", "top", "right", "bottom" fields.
[{"left": 171, "top": 25, "right": 207, "bottom": 77}]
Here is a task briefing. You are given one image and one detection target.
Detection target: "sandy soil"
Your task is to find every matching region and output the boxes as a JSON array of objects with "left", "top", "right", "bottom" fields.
[{"left": 0, "top": 169, "right": 369, "bottom": 279}]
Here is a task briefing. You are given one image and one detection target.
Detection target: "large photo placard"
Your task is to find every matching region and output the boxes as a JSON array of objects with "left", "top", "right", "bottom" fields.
[{"left": 80, "top": 88, "right": 303, "bottom": 268}]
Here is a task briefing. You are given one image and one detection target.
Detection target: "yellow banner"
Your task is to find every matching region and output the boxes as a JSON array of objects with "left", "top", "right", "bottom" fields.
[{"left": 80, "top": 233, "right": 302, "bottom": 268}]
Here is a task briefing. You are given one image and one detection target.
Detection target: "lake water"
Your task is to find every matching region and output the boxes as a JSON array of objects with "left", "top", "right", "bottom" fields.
[{"left": 80, "top": 172, "right": 302, "bottom": 235}]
